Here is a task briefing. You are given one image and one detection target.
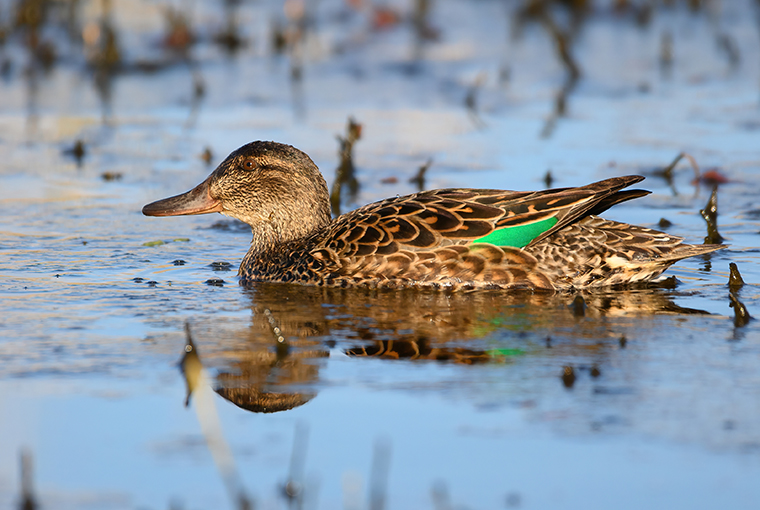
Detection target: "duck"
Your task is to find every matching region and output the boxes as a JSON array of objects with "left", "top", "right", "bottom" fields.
[{"left": 142, "top": 141, "right": 722, "bottom": 291}]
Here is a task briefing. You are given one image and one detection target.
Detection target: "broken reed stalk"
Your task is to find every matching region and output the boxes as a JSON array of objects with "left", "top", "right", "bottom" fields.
[
  {"left": 657, "top": 152, "right": 700, "bottom": 196},
  {"left": 409, "top": 158, "right": 433, "bottom": 191},
  {"left": 699, "top": 186, "right": 724, "bottom": 244},
  {"left": 330, "top": 118, "right": 362, "bottom": 216},
  {"left": 181, "top": 323, "right": 253, "bottom": 510},
  {"left": 728, "top": 262, "right": 745, "bottom": 289}
]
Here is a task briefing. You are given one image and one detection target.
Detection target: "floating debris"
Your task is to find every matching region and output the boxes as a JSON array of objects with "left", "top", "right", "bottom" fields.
[
  {"left": 172, "top": 259, "right": 186, "bottom": 266},
  {"left": 590, "top": 366, "right": 601, "bottom": 378},
  {"left": 330, "top": 117, "right": 362, "bottom": 216},
  {"left": 696, "top": 168, "right": 729, "bottom": 186},
  {"left": 728, "top": 263, "right": 745, "bottom": 289},
  {"left": 700, "top": 186, "right": 724, "bottom": 244},
  {"left": 100, "top": 171, "right": 122, "bottom": 181},
  {"left": 729, "top": 292, "right": 751, "bottom": 328},
  {"left": 561, "top": 366, "right": 576, "bottom": 388},
  {"left": 204, "top": 278, "right": 225, "bottom": 286},
  {"left": 132, "top": 277, "right": 144, "bottom": 283},
  {"left": 143, "top": 238, "right": 189, "bottom": 247},
  {"left": 210, "top": 261, "right": 232, "bottom": 271}
]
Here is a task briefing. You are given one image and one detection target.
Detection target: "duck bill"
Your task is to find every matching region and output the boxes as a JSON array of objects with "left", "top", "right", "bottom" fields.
[{"left": 142, "top": 177, "right": 222, "bottom": 217}]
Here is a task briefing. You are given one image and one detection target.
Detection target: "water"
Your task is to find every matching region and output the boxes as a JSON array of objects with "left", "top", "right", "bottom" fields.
[{"left": 1, "top": 0, "right": 760, "bottom": 508}]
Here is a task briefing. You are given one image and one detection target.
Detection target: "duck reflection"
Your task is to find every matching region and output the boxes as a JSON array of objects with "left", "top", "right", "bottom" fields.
[
  {"left": 214, "top": 353, "right": 319, "bottom": 414},
  {"left": 345, "top": 338, "right": 496, "bottom": 364},
  {"left": 196, "top": 282, "right": 709, "bottom": 414}
]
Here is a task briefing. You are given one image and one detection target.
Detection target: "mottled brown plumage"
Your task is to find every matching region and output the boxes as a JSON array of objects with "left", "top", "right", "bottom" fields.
[{"left": 143, "top": 141, "right": 722, "bottom": 291}]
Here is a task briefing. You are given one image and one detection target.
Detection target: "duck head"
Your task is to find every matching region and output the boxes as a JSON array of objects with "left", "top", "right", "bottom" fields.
[{"left": 143, "top": 141, "right": 332, "bottom": 246}]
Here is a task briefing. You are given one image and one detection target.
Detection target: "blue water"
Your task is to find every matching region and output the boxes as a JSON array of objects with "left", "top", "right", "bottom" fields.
[{"left": 1, "top": 0, "right": 760, "bottom": 508}]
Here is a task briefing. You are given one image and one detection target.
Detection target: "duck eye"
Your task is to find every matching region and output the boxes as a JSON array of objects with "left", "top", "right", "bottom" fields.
[{"left": 243, "top": 158, "right": 255, "bottom": 170}]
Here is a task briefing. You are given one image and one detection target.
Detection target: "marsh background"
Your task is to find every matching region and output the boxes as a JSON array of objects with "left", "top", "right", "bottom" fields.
[{"left": 1, "top": 0, "right": 760, "bottom": 508}]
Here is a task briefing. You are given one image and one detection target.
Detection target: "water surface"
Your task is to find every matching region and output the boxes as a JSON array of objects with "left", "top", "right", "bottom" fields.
[{"left": 1, "top": 0, "right": 760, "bottom": 508}]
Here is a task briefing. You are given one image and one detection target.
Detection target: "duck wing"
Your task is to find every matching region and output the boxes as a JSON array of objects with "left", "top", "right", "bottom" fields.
[
  {"left": 312, "top": 175, "right": 647, "bottom": 258},
  {"left": 300, "top": 176, "right": 654, "bottom": 289}
]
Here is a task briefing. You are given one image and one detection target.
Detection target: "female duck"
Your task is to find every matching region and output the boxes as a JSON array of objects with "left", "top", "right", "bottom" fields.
[{"left": 143, "top": 141, "right": 721, "bottom": 291}]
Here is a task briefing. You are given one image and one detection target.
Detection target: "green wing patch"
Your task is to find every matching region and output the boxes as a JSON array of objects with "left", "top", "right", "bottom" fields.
[{"left": 472, "top": 216, "right": 557, "bottom": 248}]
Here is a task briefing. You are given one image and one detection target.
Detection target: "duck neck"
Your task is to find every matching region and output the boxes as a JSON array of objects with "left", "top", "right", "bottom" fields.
[
  {"left": 245, "top": 221, "right": 286, "bottom": 257},
  {"left": 239, "top": 214, "right": 328, "bottom": 278},
  {"left": 238, "top": 225, "right": 279, "bottom": 278}
]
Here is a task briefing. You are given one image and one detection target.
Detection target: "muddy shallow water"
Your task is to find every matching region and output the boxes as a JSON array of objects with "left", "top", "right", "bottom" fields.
[{"left": 1, "top": 0, "right": 760, "bottom": 508}]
